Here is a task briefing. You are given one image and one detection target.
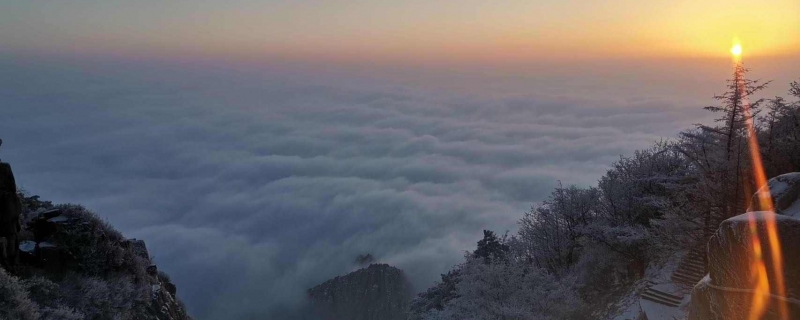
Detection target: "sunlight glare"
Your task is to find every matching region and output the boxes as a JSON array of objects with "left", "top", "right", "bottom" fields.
[{"left": 731, "top": 43, "right": 743, "bottom": 56}]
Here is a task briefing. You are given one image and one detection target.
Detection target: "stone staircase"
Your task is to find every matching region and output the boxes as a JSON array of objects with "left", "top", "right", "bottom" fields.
[
  {"left": 670, "top": 247, "right": 707, "bottom": 286},
  {"left": 640, "top": 281, "right": 683, "bottom": 307},
  {"left": 639, "top": 221, "right": 717, "bottom": 319},
  {"left": 640, "top": 246, "right": 707, "bottom": 310}
]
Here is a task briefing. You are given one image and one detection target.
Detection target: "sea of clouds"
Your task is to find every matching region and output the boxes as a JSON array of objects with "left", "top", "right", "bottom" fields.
[{"left": 1, "top": 55, "right": 718, "bottom": 319}]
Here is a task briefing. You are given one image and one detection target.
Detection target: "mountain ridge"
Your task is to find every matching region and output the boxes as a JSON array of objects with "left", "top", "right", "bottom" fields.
[{"left": 308, "top": 263, "right": 413, "bottom": 320}]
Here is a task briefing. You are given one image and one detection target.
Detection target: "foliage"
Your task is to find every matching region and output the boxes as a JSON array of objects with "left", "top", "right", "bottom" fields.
[
  {"left": 409, "top": 269, "right": 462, "bottom": 318},
  {"left": 17, "top": 192, "right": 54, "bottom": 224},
  {"left": 46, "top": 205, "right": 149, "bottom": 279},
  {"left": 0, "top": 268, "right": 39, "bottom": 320},
  {"left": 473, "top": 230, "right": 509, "bottom": 264},
  {"left": 1, "top": 203, "right": 190, "bottom": 320},
  {"left": 414, "top": 74, "right": 800, "bottom": 318}
]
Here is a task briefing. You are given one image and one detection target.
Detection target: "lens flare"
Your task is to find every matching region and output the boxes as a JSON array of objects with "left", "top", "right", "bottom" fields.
[
  {"left": 731, "top": 44, "right": 743, "bottom": 56},
  {"left": 737, "top": 54, "right": 788, "bottom": 320}
]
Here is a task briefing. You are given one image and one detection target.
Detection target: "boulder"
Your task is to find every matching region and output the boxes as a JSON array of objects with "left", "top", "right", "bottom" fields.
[
  {"left": 0, "top": 160, "right": 21, "bottom": 267},
  {"left": 707, "top": 213, "right": 800, "bottom": 299},
  {"left": 38, "top": 242, "right": 65, "bottom": 273},
  {"left": 147, "top": 264, "right": 158, "bottom": 276},
  {"left": 17, "top": 240, "right": 36, "bottom": 264},
  {"left": 30, "top": 215, "right": 59, "bottom": 243},
  {"left": 0, "top": 237, "right": 6, "bottom": 261},
  {"left": 164, "top": 281, "right": 177, "bottom": 296},
  {"left": 124, "top": 239, "right": 150, "bottom": 260},
  {"left": 690, "top": 172, "right": 800, "bottom": 320},
  {"left": 749, "top": 172, "right": 800, "bottom": 216},
  {"left": 686, "top": 274, "right": 785, "bottom": 320},
  {"left": 39, "top": 208, "right": 63, "bottom": 220}
]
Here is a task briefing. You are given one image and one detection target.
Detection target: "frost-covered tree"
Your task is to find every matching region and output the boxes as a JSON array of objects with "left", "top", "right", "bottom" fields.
[
  {"left": 518, "top": 185, "right": 599, "bottom": 274},
  {"left": 760, "top": 83, "right": 800, "bottom": 176},
  {"left": 677, "top": 65, "right": 769, "bottom": 238},
  {"left": 409, "top": 269, "right": 462, "bottom": 318},
  {"left": 421, "top": 252, "right": 585, "bottom": 320},
  {"left": 473, "top": 230, "right": 509, "bottom": 264},
  {"left": 413, "top": 74, "right": 800, "bottom": 320},
  {"left": 598, "top": 143, "right": 689, "bottom": 228}
]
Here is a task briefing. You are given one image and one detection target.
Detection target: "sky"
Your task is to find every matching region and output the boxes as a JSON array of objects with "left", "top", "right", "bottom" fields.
[
  {"left": 1, "top": 1, "right": 799, "bottom": 319},
  {"left": 1, "top": 0, "right": 799, "bottom": 63}
]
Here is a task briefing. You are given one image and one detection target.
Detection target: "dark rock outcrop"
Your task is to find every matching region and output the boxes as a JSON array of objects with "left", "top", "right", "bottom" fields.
[
  {"left": 0, "top": 151, "right": 22, "bottom": 267},
  {"left": 308, "top": 263, "right": 414, "bottom": 320},
  {"left": 2, "top": 197, "right": 192, "bottom": 320},
  {"left": 689, "top": 173, "right": 800, "bottom": 320},
  {"left": 689, "top": 212, "right": 800, "bottom": 319},
  {"left": 356, "top": 253, "right": 374, "bottom": 266},
  {"left": 0, "top": 144, "right": 190, "bottom": 319}
]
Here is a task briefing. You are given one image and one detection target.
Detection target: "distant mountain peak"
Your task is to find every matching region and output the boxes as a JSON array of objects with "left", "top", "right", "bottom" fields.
[{"left": 308, "top": 263, "right": 413, "bottom": 320}]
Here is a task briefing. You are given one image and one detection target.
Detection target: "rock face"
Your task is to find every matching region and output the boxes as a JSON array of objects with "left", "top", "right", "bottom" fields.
[
  {"left": 0, "top": 146, "right": 190, "bottom": 319},
  {"left": 29, "top": 207, "right": 192, "bottom": 320},
  {"left": 1, "top": 197, "right": 192, "bottom": 320},
  {"left": 308, "top": 264, "right": 414, "bottom": 320},
  {"left": 749, "top": 172, "right": 800, "bottom": 216},
  {"left": 0, "top": 158, "right": 22, "bottom": 267},
  {"left": 689, "top": 173, "right": 800, "bottom": 320}
]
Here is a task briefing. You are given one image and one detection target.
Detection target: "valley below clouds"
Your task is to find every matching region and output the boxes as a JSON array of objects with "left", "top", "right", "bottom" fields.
[{"left": 1, "top": 57, "right": 711, "bottom": 319}]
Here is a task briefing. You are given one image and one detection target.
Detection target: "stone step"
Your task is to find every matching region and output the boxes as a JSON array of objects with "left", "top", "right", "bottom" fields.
[
  {"left": 686, "top": 252, "right": 705, "bottom": 260},
  {"left": 686, "top": 250, "right": 705, "bottom": 257},
  {"left": 683, "top": 255, "right": 705, "bottom": 263},
  {"left": 686, "top": 257, "right": 705, "bottom": 264},
  {"left": 680, "top": 263, "right": 705, "bottom": 274},
  {"left": 641, "top": 291, "right": 682, "bottom": 307},
  {"left": 673, "top": 270, "right": 704, "bottom": 280},
  {"left": 673, "top": 270, "right": 705, "bottom": 279},
  {"left": 671, "top": 277, "right": 697, "bottom": 286},
  {"left": 684, "top": 256, "right": 705, "bottom": 263},
  {"left": 676, "top": 265, "right": 705, "bottom": 274},
  {"left": 683, "top": 262, "right": 705, "bottom": 270},
  {"left": 641, "top": 294, "right": 681, "bottom": 307},
  {"left": 671, "top": 273, "right": 702, "bottom": 285},
  {"left": 643, "top": 288, "right": 683, "bottom": 303}
]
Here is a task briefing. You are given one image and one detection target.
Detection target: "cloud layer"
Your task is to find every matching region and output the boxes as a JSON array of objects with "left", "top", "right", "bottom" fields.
[{"left": 0, "top": 57, "right": 710, "bottom": 319}]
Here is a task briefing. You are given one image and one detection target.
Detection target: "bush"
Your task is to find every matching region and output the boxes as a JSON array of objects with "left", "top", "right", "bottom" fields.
[
  {"left": 56, "top": 273, "right": 149, "bottom": 320},
  {"left": 38, "top": 306, "right": 84, "bottom": 320},
  {"left": 0, "top": 268, "right": 39, "bottom": 320},
  {"left": 19, "top": 205, "right": 158, "bottom": 319},
  {"left": 48, "top": 205, "right": 149, "bottom": 280}
]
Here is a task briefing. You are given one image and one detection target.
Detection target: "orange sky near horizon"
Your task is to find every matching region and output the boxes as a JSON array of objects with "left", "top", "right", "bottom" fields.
[{"left": 1, "top": 0, "right": 798, "bottom": 64}]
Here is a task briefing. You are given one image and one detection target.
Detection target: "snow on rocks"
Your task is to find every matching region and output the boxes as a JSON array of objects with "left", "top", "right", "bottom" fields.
[
  {"left": 689, "top": 173, "right": 800, "bottom": 319},
  {"left": 749, "top": 172, "right": 800, "bottom": 217},
  {"left": 689, "top": 212, "right": 800, "bottom": 319},
  {"left": 18, "top": 240, "right": 35, "bottom": 253},
  {"left": 640, "top": 296, "right": 688, "bottom": 320}
]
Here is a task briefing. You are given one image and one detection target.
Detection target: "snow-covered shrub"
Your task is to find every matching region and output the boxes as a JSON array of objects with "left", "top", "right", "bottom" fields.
[
  {"left": 0, "top": 268, "right": 39, "bottom": 320},
  {"left": 56, "top": 273, "right": 149, "bottom": 320},
  {"left": 49, "top": 205, "right": 149, "bottom": 278},
  {"left": 517, "top": 185, "right": 600, "bottom": 275},
  {"left": 37, "top": 306, "right": 84, "bottom": 320},
  {"left": 424, "top": 254, "right": 585, "bottom": 320},
  {"left": 409, "top": 269, "right": 461, "bottom": 319},
  {"left": 15, "top": 205, "right": 157, "bottom": 319}
]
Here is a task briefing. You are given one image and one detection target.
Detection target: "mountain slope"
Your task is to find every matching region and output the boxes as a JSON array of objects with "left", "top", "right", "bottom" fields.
[
  {"left": 0, "top": 194, "right": 191, "bottom": 320},
  {"left": 308, "top": 263, "right": 413, "bottom": 320}
]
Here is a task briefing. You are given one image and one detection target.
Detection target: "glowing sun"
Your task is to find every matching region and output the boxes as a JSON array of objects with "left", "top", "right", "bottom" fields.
[{"left": 731, "top": 43, "right": 743, "bottom": 56}]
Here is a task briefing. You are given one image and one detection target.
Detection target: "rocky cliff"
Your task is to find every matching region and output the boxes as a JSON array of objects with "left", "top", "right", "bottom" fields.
[
  {"left": 308, "top": 263, "right": 414, "bottom": 320},
  {"left": 0, "top": 194, "right": 192, "bottom": 320},
  {"left": 689, "top": 173, "right": 800, "bottom": 320}
]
